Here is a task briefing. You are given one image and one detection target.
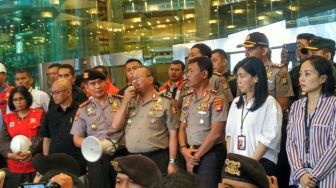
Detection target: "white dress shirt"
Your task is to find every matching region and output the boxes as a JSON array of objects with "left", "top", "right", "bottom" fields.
[
  {"left": 29, "top": 87, "right": 50, "bottom": 112},
  {"left": 226, "top": 95, "right": 282, "bottom": 163}
]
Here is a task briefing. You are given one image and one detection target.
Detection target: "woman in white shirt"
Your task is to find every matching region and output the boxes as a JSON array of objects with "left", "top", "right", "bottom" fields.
[{"left": 226, "top": 57, "right": 282, "bottom": 175}]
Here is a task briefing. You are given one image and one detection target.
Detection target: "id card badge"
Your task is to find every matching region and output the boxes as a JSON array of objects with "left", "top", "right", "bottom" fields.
[{"left": 237, "top": 135, "right": 246, "bottom": 150}]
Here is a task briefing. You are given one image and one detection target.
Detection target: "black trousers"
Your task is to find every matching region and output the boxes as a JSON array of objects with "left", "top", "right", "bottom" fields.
[
  {"left": 260, "top": 158, "right": 277, "bottom": 176},
  {"left": 193, "top": 144, "right": 225, "bottom": 188},
  {"left": 87, "top": 148, "right": 128, "bottom": 188},
  {"left": 135, "top": 148, "right": 169, "bottom": 175}
]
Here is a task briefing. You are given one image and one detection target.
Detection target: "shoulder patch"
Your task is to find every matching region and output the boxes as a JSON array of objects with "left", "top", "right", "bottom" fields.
[
  {"left": 79, "top": 100, "right": 90, "bottom": 108},
  {"left": 213, "top": 71, "right": 222, "bottom": 76},
  {"left": 182, "top": 90, "right": 194, "bottom": 97},
  {"left": 210, "top": 89, "right": 221, "bottom": 96}
]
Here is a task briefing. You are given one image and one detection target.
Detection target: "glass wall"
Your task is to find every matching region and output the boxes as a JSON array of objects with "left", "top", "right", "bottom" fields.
[{"left": 0, "top": 0, "right": 335, "bottom": 84}]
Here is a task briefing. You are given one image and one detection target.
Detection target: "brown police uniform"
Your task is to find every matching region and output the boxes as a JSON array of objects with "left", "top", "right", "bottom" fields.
[
  {"left": 180, "top": 89, "right": 227, "bottom": 188},
  {"left": 125, "top": 92, "right": 179, "bottom": 173},
  {"left": 209, "top": 72, "right": 234, "bottom": 103},
  {"left": 265, "top": 63, "right": 294, "bottom": 99},
  {"left": 71, "top": 95, "right": 124, "bottom": 188}
]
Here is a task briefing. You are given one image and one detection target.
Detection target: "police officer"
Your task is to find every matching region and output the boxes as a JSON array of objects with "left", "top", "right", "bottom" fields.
[
  {"left": 239, "top": 32, "right": 294, "bottom": 110},
  {"left": 179, "top": 56, "right": 227, "bottom": 188},
  {"left": 71, "top": 69, "right": 124, "bottom": 188},
  {"left": 211, "top": 49, "right": 235, "bottom": 101},
  {"left": 112, "top": 67, "right": 179, "bottom": 175},
  {"left": 188, "top": 43, "right": 233, "bottom": 104}
]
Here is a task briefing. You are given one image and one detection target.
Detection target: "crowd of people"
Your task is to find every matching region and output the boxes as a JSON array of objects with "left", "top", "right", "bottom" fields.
[{"left": 0, "top": 31, "right": 334, "bottom": 188}]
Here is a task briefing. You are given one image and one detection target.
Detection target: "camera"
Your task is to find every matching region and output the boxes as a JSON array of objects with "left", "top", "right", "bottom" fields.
[{"left": 19, "top": 181, "right": 60, "bottom": 188}]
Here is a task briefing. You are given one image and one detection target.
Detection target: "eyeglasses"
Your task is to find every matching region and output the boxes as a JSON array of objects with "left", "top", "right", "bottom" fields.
[{"left": 51, "top": 89, "right": 68, "bottom": 95}]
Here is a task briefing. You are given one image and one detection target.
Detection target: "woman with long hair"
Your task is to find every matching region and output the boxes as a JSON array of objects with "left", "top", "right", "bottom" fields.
[
  {"left": 287, "top": 56, "right": 336, "bottom": 188},
  {"left": 0, "top": 86, "right": 43, "bottom": 187},
  {"left": 226, "top": 57, "right": 282, "bottom": 175}
]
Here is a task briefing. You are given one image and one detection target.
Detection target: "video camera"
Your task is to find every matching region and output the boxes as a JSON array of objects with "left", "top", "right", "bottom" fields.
[{"left": 19, "top": 181, "right": 60, "bottom": 188}]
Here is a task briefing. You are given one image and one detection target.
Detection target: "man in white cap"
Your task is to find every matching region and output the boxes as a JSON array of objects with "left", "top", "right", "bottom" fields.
[{"left": 0, "top": 63, "right": 12, "bottom": 116}]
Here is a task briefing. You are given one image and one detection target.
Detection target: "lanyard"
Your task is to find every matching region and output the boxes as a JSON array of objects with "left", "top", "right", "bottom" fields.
[
  {"left": 240, "top": 104, "right": 250, "bottom": 135},
  {"left": 303, "top": 97, "right": 321, "bottom": 162}
]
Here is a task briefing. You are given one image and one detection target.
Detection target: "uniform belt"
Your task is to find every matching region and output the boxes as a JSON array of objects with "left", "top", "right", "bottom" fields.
[
  {"left": 188, "top": 143, "right": 223, "bottom": 150},
  {"left": 137, "top": 148, "right": 168, "bottom": 156}
]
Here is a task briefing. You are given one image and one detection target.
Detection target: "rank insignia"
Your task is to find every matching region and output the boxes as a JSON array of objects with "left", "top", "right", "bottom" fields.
[
  {"left": 203, "top": 94, "right": 210, "bottom": 102},
  {"left": 111, "top": 102, "right": 119, "bottom": 112},
  {"left": 280, "top": 78, "right": 287, "bottom": 85},
  {"left": 224, "top": 159, "right": 241, "bottom": 176},
  {"left": 267, "top": 71, "right": 272, "bottom": 79},
  {"left": 152, "top": 103, "right": 163, "bottom": 111}
]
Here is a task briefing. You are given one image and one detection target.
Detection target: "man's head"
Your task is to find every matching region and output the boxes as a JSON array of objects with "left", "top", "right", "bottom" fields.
[
  {"left": 111, "top": 154, "right": 161, "bottom": 188},
  {"left": 188, "top": 43, "right": 212, "bottom": 62},
  {"left": 51, "top": 79, "right": 72, "bottom": 105},
  {"left": 296, "top": 33, "right": 315, "bottom": 61},
  {"left": 15, "top": 70, "right": 33, "bottom": 89},
  {"left": 187, "top": 57, "right": 213, "bottom": 88},
  {"left": 219, "top": 153, "right": 269, "bottom": 188},
  {"left": 169, "top": 60, "right": 185, "bottom": 82},
  {"left": 132, "top": 67, "right": 154, "bottom": 92},
  {"left": 125, "top": 59, "right": 142, "bottom": 84},
  {"left": 301, "top": 37, "right": 335, "bottom": 61},
  {"left": 84, "top": 69, "right": 106, "bottom": 99},
  {"left": 32, "top": 153, "right": 80, "bottom": 183},
  {"left": 58, "top": 64, "right": 75, "bottom": 84},
  {"left": 239, "top": 32, "right": 270, "bottom": 60},
  {"left": 47, "top": 63, "right": 61, "bottom": 85},
  {"left": 94, "top": 65, "right": 110, "bottom": 80},
  {"left": 0, "top": 63, "right": 7, "bottom": 85},
  {"left": 211, "top": 49, "right": 229, "bottom": 74}
]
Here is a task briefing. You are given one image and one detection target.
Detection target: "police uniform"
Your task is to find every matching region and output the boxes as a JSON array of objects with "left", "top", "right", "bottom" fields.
[
  {"left": 209, "top": 72, "right": 234, "bottom": 103},
  {"left": 265, "top": 63, "right": 294, "bottom": 99},
  {"left": 125, "top": 92, "right": 179, "bottom": 173},
  {"left": 70, "top": 69, "right": 125, "bottom": 188},
  {"left": 180, "top": 89, "right": 227, "bottom": 188}
]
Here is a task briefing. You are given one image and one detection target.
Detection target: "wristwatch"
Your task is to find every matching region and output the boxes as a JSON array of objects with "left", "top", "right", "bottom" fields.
[{"left": 169, "top": 158, "right": 177, "bottom": 164}]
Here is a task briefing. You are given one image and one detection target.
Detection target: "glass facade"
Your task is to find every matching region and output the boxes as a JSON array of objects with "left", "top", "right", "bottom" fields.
[{"left": 0, "top": 0, "right": 335, "bottom": 85}]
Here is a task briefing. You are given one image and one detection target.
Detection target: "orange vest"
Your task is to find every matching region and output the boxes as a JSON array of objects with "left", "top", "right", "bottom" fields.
[
  {"left": 0, "top": 85, "right": 12, "bottom": 115},
  {"left": 4, "top": 109, "right": 43, "bottom": 173},
  {"left": 106, "top": 80, "right": 119, "bottom": 95}
]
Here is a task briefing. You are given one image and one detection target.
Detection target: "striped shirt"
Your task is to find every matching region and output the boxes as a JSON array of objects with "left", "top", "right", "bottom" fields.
[{"left": 286, "top": 95, "right": 336, "bottom": 187}]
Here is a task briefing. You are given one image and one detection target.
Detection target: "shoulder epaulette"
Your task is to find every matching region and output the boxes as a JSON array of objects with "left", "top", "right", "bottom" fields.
[
  {"left": 182, "top": 90, "right": 194, "bottom": 97},
  {"left": 210, "top": 89, "right": 221, "bottom": 96},
  {"left": 271, "top": 63, "right": 286, "bottom": 69},
  {"left": 213, "top": 71, "right": 221, "bottom": 76},
  {"left": 111, "top": 94, "right": 124, "bottom": 99},
  {"left": 79, "top": 99, "right": 90, "bottom": 108}
]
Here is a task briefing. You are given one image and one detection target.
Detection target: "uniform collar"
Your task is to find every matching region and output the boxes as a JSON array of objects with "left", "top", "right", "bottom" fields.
[{"left": 192, "top": 89, "right": 210, "bottom": 102}]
